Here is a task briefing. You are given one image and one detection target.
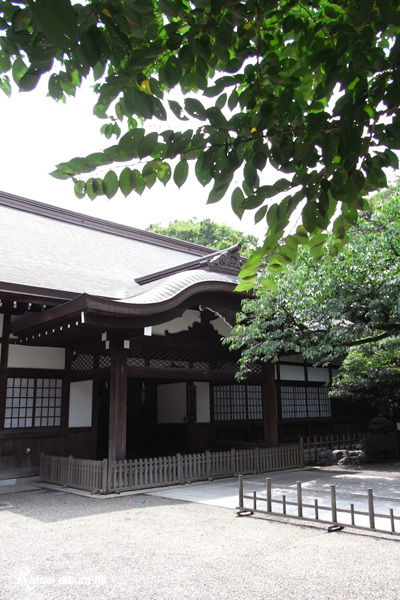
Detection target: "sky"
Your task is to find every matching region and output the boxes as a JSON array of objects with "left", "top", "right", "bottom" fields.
[{"left": 0, "top": 77, "right": 270, "bottom": 240}]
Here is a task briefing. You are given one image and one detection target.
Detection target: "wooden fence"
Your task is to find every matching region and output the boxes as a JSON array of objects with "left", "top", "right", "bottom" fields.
[
  {"left": 40, "top": 434, "right": 365, "bottom": 495},
  {"left": 40, "top": 444, "right": 301, "bottom": 494},
  {"left": 238, "top": 475, "right": 400, "bottom": 536},
  {"left": 300, "top": 433, "right": 362, "bottom": 465}
]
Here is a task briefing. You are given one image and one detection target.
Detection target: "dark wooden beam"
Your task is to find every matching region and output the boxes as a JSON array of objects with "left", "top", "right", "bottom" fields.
[
  {"left": 262, "top": 363, "right": 279, "bottom": 445},
  {"left": 108, "top": 344, "right": 127, "bottom": 462}
]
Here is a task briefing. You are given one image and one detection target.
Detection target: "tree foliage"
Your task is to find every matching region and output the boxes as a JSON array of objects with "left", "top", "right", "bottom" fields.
[
  {"left": 1, "top": 0, "right": 400, "bottom": 284},
  {"left": 329, "top": 337, "right": 400, "bottom": 415},
  {"left": 227, "top": 183, "right": 400, "bottom": 378},
  {"left": 147, "top": 217, "right": 258, "bottom": 256}
]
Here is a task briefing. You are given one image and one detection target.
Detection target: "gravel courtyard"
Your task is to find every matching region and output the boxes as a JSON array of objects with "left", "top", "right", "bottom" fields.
[{"left": 1, "top": 482, "right": 400, "bottom": 600}]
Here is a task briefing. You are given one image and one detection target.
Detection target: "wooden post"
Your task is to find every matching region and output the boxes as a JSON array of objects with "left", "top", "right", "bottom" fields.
[
  {"left": 298, "top": 436, "right": 304, "bottom": 467},
  {"left": 262, "top": 363, "right": 279, "bottom": 445},
  {"left": 108, "top": 344, "right": 128, "bottom": 462},
  {"left": 368, "top": 488, "right": 375, "bottom": 529},
  {"left": 67, "top": 455, "right": 73, "bottom": 487},
  {"left": 297, "top": 481, "right": 303, "bottom": 517},
  {"left": 266, "top": 477, "right": 272, "bottom": 512},
  {"left": 331, "top": 485, "right": 337, "bottom": 523},
  {"left": 238, "top": 474, "right": 244, "bottom": 508},
  {"left": 101, "top": 459, "right": 108, "bottom": 493}
]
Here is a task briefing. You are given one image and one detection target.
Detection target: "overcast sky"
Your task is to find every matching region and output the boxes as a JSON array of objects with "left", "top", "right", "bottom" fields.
[{"left": 0, "top": 77, "right": 271, "bottom": 240}]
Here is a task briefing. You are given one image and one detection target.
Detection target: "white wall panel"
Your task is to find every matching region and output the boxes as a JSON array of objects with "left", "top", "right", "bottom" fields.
[
  {"left": 68, "top": 381, "right": 93, "bottom": 428},
  {"left": 152, "top": 310, "right": 200, "bottom": 335},
  {"left": 8, "top": 345, "right": 65, "bottom": 369},
  {"left": 279, "top": 364, "right": 306, "bottom": 381},
  {"left": 157, "top": 382, "right": 186, "bottom": 424},
  {"left": 194, "top": 381, "right": 210, "bottom": 423},
  {"left": 152, "top": 309, "right": 232, "bottom": 337},
  {"left": 307, "top": 367, "right": 331, "bottom": 382}
]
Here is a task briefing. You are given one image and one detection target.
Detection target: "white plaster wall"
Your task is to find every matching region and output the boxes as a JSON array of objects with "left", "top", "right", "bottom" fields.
[
  {"left": 157, "top": 382, "right": 187, "bottom": 424},
  {"left": 152, "top": 309, "right": 232, "bottom": 337},
  {"left": 307, "top": 367, "right": 331, "bottom": 382},
  {"left": 8, "top": 345, "right": 65, "bottom": 369},
  {"left": 0, "top": 313, "right": 3, "bottom": 336},
  {"left": 194, "top": 381, "right": 210, "bottom": 423},
  {"left": 152, "top": 310, "right": 200, "bottom": 335},
  {"left": 68, "top": 381, "right": 93, "bottom": 428},
  {"left": 279, "top": 364, "right": 306, "bottom": 381}
]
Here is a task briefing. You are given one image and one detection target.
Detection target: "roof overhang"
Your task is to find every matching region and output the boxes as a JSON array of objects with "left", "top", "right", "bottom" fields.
[{"left": 11, "top": 275, "right": 248, "bottom": 346}]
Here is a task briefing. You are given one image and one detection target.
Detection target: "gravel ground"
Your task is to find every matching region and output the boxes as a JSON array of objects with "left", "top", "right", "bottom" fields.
[{"left": 1, "top": 477, "right": 400, "bottom": 600}]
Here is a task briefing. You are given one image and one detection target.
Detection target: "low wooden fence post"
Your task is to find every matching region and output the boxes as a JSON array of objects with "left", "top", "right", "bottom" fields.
[
  {"left": 177, "top": 453, "right": 183, "bottom": 484},
  {"left": 297, "top": 481, "right": 303, "bottom": 517},
  {"left": 238, "top": 474, "right": 244, "bottom": 508},
  {"left": 368, "top": 489, "right": 375, "bottom": 530},
  {"left": 331, "top": 485, "right": 337, "bottom": 523},
  {"left": 101, "top": 459, "right": 108, "bottom": 493},
  {"left": 67, "top": 455, "right": 73, "bottom": 487},
  {"left": 266, "top": 478, "right": 272, "bottom": 512}
]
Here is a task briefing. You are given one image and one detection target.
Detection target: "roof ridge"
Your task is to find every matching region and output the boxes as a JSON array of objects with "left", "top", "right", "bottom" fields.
[
  {"left": 135, "top": 244, "right": 244, "bottom": 285},
  {"left": 0, "top": 190, "right": 215, "bottom": 256}
]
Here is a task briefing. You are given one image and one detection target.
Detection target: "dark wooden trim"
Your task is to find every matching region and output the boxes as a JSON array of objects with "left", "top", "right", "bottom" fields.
[
  {"left": 108, "top": 346, "right": 127, "bottom": 461},
  {"left": 262, "top": 363, "right": 279, "bottom": 445},
  {"left": 0, "top": 428, "right": 63, "bottom": 439},
  {"left": 0, "top": 311, "right": 10, "bottom": 369},
  {"left": 0, "top": 467, "right": 39, "bottom": 478},
  {"left": 126, "top": 366, "right": 263, "bottom": 383},
  {"left": 0, "top": 367, "right": 65, "bottom": 378}
]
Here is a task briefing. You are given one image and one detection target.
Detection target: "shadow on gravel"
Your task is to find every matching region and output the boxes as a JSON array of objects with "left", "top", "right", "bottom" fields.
[{"left": 1, "top": 488, "right": 188, "bottom": 523}]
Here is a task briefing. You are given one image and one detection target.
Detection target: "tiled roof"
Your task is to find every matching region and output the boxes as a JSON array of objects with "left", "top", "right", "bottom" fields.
[
  {"left": 0, "top": 191, "right": 218, "bottom": 300},
  {"left": 121, "top": 270, "right": 239, "bottom": 304}
]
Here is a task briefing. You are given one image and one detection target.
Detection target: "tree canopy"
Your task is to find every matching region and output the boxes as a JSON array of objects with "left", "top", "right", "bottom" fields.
[
  {"left": 227, "top": 183, "right": 400, "bottom": 378},
  {"left": 147, "top": 217, "right": 258, "bottom": 255},
  {"left": 329, "top": 337, "right": 400, "bottom": 415},
  {"left": 1, "top": 0, "right": 400, "bottom": 284}
]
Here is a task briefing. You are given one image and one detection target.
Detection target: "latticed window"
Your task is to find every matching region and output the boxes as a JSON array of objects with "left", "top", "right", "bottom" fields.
[
  {"left": 213, "top": 384, "right": 263, "bottom": 421},
  {"left": 280, "top": 385, "right": 331, "bottom": 419},
  {"left": 4, "top": 378, "right": 62, "bottom": 429}
]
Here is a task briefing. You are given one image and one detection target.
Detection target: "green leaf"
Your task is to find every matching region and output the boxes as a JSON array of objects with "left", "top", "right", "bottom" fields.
[
  {"left": 118, "top": 128, "right": 145, "bottom": 159},
  {"left": 184, "top": 98, "right": 207, "bottom": 120},
  {"left": 103, "top": 170, "right": 119, "bottom": 199},
  {"left": 207, "top": 179, "right": 232, "bottom": 204},
  {"left": 231, "top": 187, "right": 245, "bottom": 219},
  {"left": 131, "top": 169, "right": 145, "bottom": 195},
  {"left": 32, "top": 0, "right": 77, "bottom": 50},
  {"left": 174, "top": 159, "right": 189, "bottom": 188},
  {"left": 168, "top": 100, "right": 189, "bottom": 121},
  {"left": 119, "top": 167, "right": 133, "bottom": 197},
  {"left": 73, "top": 180, "right": 86, "bottom": 199},
  {"left": 254, "top": 205, "right": 268, "bottom": 224},
  {"left": 138, "top": 132, "right": 158, "bottom": 159},
  {"left": 164, "top": 56, "right": 182, "bottom": 88}
]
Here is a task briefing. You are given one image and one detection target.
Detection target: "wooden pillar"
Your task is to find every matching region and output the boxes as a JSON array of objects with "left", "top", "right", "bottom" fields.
[
  {"left": 108, "top": 344, "right": 128, "bottom": 462},
  {"left": 262, "top": 362, "right": 279, "bottom": 446}
]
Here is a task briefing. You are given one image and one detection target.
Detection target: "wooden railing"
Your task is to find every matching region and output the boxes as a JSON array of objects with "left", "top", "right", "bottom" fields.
[
  {"left": 238, "top": 475, "right": 400, "bottom": 536},
  {"left": 40, "top": 444, "right": 301, "bottom": 495}
]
